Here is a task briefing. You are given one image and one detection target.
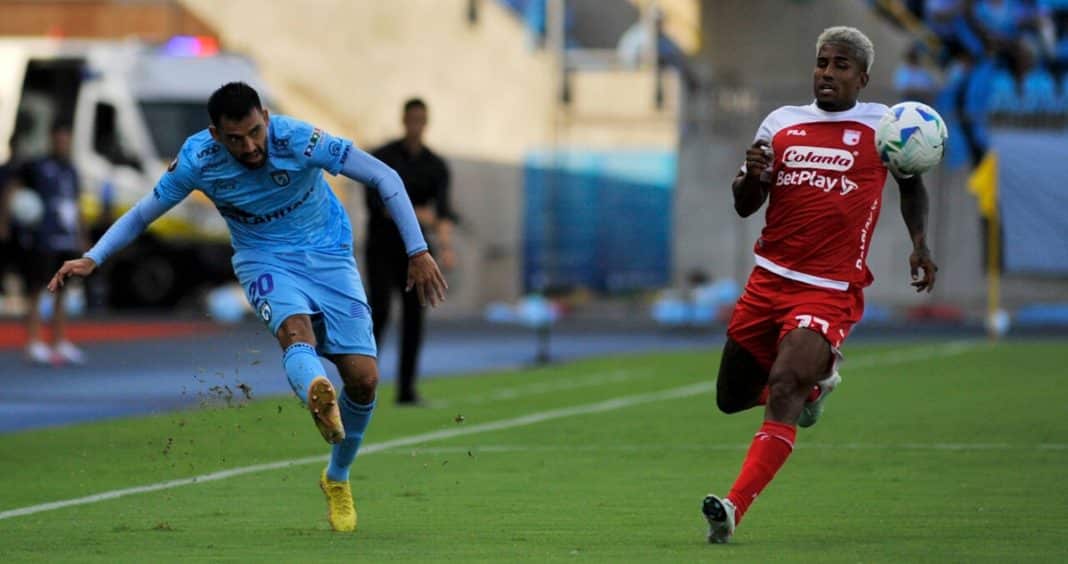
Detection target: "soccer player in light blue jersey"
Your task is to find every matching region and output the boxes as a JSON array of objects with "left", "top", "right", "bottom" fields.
[{"left": 47, "top": 82, "right": 448, "bottom": 532}]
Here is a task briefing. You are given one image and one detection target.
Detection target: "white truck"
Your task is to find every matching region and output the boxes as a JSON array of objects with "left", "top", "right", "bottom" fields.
[{"left": 0, "top": 36, "right": 271, "bottom": 307}]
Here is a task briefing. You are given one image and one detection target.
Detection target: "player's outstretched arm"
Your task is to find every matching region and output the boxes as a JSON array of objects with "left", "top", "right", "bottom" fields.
[
  {"left": 340, "top": 148, "right": 448, "bottom": 307},
  {"left": 896, "top": 173, "right": 938, "bottom": 293},
  {"left": 732, "top": 141, "right": 772, "bottom": 217},
  {"left": 47, "top": 192, "right": 175, "bottom": 293}
]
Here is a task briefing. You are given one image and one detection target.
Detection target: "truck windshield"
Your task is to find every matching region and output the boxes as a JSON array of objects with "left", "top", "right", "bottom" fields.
[{"left": 139, "top": 101, "right": 209, "bottom": 159}]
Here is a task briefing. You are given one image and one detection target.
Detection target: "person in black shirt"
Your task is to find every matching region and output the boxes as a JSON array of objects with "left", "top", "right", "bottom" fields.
[
  {"left": 365, "top": 98, "right": 456, "bottom": 406},
  {"left": 0, "top": 135, "right": 21, "bottom": 298},
  {"left": 11, "top": 120, "right": 87, "bottom": 365}
]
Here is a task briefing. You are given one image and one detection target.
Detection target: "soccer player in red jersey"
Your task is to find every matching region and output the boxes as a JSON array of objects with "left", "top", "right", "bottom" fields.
[{"left": 701, "top": 26, "right": 939, "bottom": 543}]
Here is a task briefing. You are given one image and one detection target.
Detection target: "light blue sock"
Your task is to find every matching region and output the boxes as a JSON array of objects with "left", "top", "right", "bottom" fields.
[
  {"left": 282, "top": 343, "right": 325, "bottom": 404},
  {"left": 326, "top": 390, "right": 376, "bottom": 482}
]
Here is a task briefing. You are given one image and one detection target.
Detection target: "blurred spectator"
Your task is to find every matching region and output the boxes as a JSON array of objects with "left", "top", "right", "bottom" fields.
[
  {"left": 925, "top": 0, "right": 986, "bottom": 60},
  {"left": 365, "top": 98, "right": 456, "bottom": 406},
  {"left": 897, "top": 0, "right": 1068, "bottom": 166},
  {"left": 973, "top": 0, "right": 1024, "bottom": 50},
  {"left": 617, "top": 7, "right": 700, "bottom": 92},
  {"left": 1061, "top": 72, "right": 1068, "bottom": 107},
  {"left": 1052, "top": 10, "right": 1068, "bottom": 73},
  {"left": 962, "top": 53, "right": 999, "bottom": 162},
  {"left": 0, "top": 135, "right": 22, "bottom": 298},
  {"left": 985, "top": 64, "right": 1020, "bottom": 113},
  {"left": 1014, "top": 0, "right": 1057, "bottom": 58},
  {"left": 893, "top": 44, "right": 941, "bottom": 103},
  {"left": 1013, "top": 40, "right": 1060, "bottom": 112},
  {"left": 16, "top": 119, "right": 87, "bottom": 365}
]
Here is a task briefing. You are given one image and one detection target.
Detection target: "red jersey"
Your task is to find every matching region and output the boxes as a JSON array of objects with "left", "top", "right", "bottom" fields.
[{"left": 746, "top": 102, "right": 890, "bottom": 291}]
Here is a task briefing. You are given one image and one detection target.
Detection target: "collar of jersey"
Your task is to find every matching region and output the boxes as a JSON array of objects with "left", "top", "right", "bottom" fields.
[{"left": 807, "top": 100, "right": 865, "bottom": 119}]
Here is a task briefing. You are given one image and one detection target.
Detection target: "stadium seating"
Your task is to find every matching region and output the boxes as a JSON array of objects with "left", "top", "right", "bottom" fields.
[
  {"left": 1020, "top": 66, "right": 1060, "bottom": 113},
  {"left": 986, "top": 68, "right": 1020, "bottom": 114}
]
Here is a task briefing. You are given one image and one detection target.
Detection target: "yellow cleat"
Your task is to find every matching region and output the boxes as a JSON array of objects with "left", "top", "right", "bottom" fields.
[
  {"left": 320, "top": 468, "right": 357, "bottom": 532},
  {"left": 308, "top": 376, "right": 345, "bottom": 444}
]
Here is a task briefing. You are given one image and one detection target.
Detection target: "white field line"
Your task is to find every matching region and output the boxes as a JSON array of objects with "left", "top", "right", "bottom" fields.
[
  {"left": 437, "top": 369, "right": 638, "bottom": 406},
  {"left": 373, "top": 443, "right": 1068, "bottom": 455},
  {"left": 437, "top": 340, "right": 979, "bottom": 407},
  {"left": 0, "top": 341, "right": 980, "bottom": 521}
]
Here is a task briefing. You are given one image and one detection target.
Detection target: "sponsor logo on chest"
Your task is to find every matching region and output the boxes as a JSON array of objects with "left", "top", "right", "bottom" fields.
[
  {"left": 775, "top": 169, "right": 859, "bottom": 195},
  {"left": 782, "top": 146, "right": 855, "bottom": 171}
]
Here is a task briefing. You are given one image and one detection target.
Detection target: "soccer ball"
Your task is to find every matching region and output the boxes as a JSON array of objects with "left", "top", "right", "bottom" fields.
[
  {"left": 10, "top": 187, "right": 44, "bottom": 227},
  {"left": 875, "top": 101, "right": 948, "bottom": 177}
]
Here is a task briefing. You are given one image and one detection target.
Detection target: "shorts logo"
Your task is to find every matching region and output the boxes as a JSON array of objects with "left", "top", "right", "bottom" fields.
[
  {"left": 271, "top": 170, "right": 290, "bottom": 187},
  {"left": 303, "top": 128, "right": 323, "bottom": 157},
  {"left": 842, "top": 129, "right": 861, "bottom": 146},
  {"left": 259, "top": 301, "right": 272, "bottom": 323},
  {"left": 350, "top": 301, "right": 370, "bottom": 319},
  {"left": 782, "top": 146, "right": 854, "bottom": 171}
]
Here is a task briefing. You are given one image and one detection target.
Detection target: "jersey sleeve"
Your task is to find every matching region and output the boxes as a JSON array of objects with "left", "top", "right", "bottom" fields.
[
  {"left": 289, "top": 118, "right": 355, "bottom": 175},
  {"left": 154, "top": 149, "right": 198, "bottom": 205},
  {"left": 753, "top": 111, "right": 777, "bottom": 144}
]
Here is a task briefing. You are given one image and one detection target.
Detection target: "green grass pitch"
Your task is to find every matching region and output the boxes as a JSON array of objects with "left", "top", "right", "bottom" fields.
[{"left": 1, "top": 340, "right": 1066, "bottom": 562}]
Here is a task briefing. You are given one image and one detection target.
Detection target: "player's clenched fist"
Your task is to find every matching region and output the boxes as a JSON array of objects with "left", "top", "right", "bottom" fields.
[{"left": 745, "top": 141, "right": 773, "bottom": 182}]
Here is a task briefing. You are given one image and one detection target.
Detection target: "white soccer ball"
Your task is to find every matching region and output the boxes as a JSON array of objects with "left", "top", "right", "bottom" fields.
[
  {"left": 875, "top": 101, "right": 948, "bottom": 177},
  {"left": 10, "top": 187, "right": 44, "bottom": 227}
]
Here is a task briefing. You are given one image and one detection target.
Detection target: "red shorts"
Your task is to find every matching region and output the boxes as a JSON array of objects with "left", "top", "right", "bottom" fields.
[{"left": 726, "top": 266, "right": 865, "bottom": 372}]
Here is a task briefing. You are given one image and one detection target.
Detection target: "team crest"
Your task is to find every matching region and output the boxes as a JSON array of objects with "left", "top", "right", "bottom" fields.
[
  {"left": 270, "top": 170, "right": 290, "bottom": 187},
  {"left": 259, "top": 301, "right": 272, "bottom": 323},
  {"left": 842, "top": 129, "right": 861, "bottom": 146}
]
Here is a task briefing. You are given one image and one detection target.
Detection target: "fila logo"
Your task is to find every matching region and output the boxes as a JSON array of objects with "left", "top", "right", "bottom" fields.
[
  {"left": 782, "top": 146, "right": 855, "bottom": 171},
  {"left": 786, "top": 129, "right": 807, "bottom": 136}
]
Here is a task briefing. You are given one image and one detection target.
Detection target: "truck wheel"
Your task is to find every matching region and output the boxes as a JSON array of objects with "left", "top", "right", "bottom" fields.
[{"left": 127, "top": 254, "right": 178, "bottom": 307}]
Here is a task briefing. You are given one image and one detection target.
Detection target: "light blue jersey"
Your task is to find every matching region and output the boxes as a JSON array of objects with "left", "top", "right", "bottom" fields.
[
  {"left": 159, "top": 115, "right": 354, "bottom": 255},
  {"left": 85, "top": 113, "right": 429, "bottom": 355}
]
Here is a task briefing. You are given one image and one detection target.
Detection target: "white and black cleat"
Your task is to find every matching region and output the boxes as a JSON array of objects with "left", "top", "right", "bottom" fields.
[
  {"left": 702, "top": 494, "right": 736, "bottom": 544},
  {"left": 798, "top": 371, "right": 842, "bottom": 428}
]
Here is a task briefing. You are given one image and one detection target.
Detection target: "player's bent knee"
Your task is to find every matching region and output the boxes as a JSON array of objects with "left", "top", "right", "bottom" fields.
[
  {"left": 355, "top": 371, "right": 379, "bottom": 392},
  {"left": 331, "top": 354, "right": 379, "bottom": 396},
  {"left": 715, "top": 391, "right": 748, "bottom": 414},
  {"left": 276, "top": 315, "right": 316, "bottom": 349}
]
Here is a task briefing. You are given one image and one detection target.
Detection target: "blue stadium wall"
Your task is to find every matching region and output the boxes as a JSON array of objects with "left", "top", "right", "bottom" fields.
[{"left": 522, "top": 150, "right": 676, "bottom": 293}]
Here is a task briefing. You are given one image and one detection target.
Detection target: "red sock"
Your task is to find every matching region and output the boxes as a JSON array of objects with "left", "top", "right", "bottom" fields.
[
  {"left": 726, "top": 420, "right": 797, "bottom": 524},
  {"left": 756, "top": 385, "right": 819, "bottom": 406}
]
